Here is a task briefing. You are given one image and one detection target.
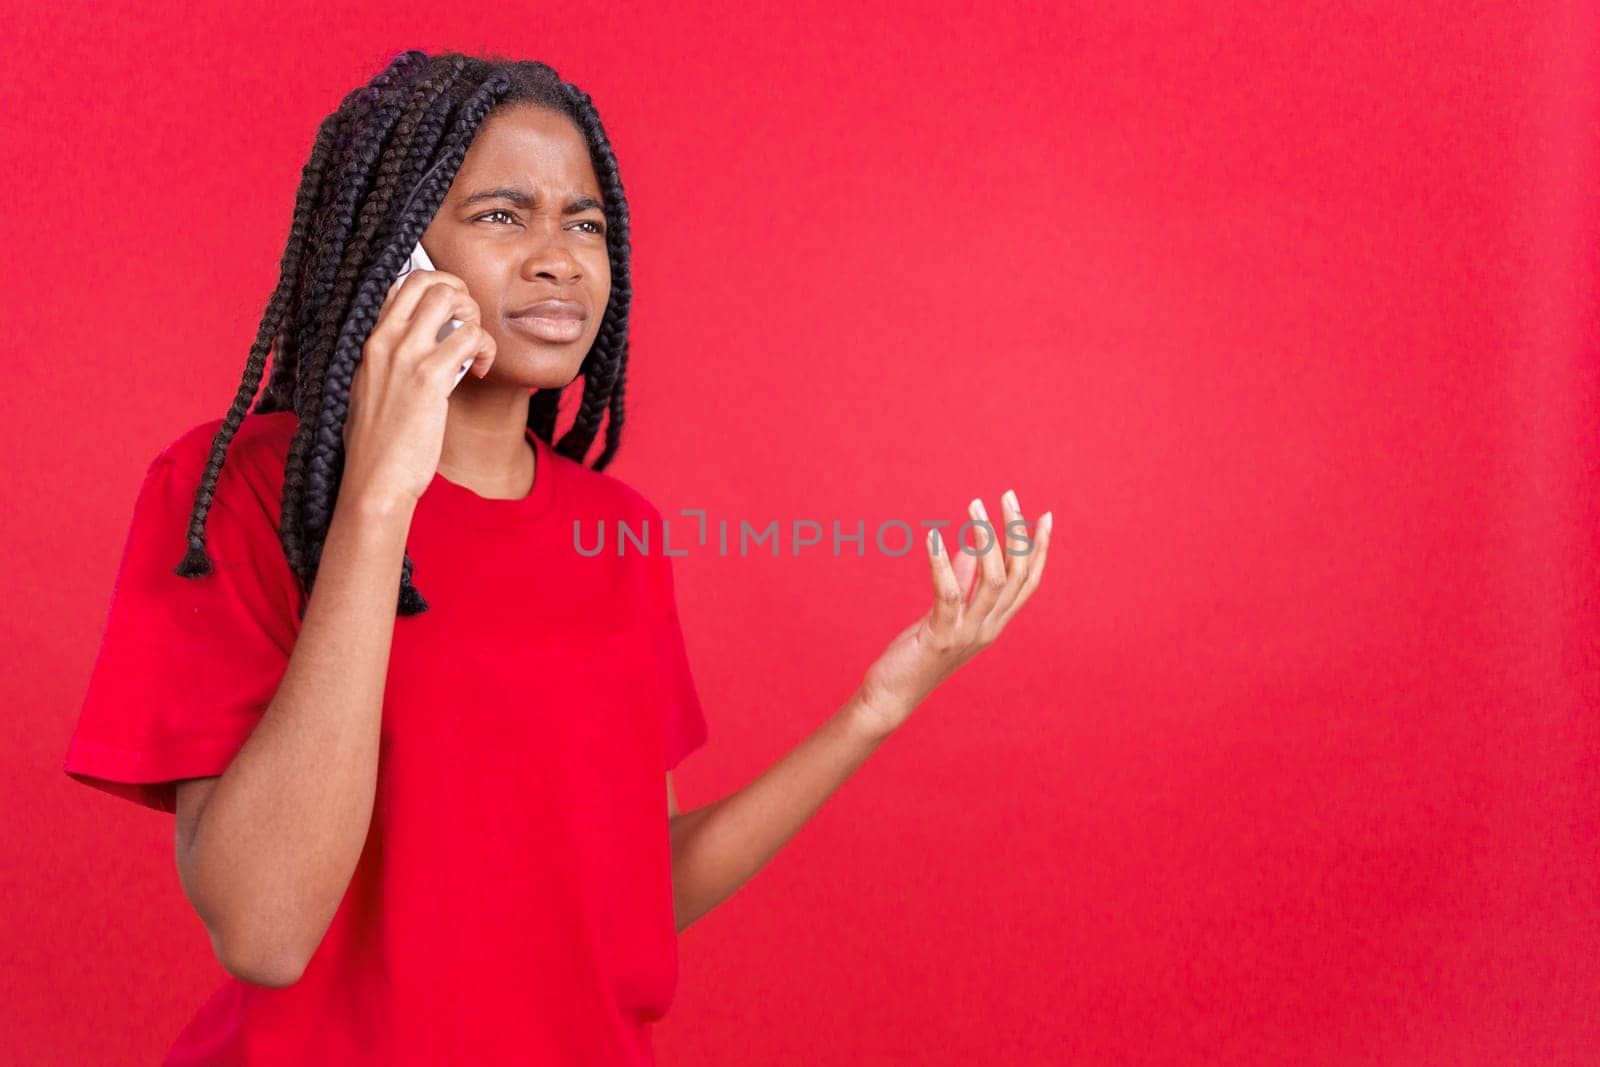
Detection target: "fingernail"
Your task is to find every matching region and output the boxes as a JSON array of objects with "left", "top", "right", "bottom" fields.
[
  {"left": 971, "top": 497, "right": 987, "bottom": 521},
  {"left": 1003, "top": 489, "right": 1019, "bottom": 512},
  {"left": 1041, "top": 511, "right": 1053, "bottom": 533}
]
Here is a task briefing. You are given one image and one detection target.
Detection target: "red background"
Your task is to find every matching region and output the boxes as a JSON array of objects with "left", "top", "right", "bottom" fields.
[{"left": 6, "top": 2, "right": 1597, "bottom": 1063}]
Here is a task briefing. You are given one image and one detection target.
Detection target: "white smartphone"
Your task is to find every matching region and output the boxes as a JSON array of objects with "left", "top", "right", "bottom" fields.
[{"left": 391, "top": 240, "right": 474, "bottom": 390}]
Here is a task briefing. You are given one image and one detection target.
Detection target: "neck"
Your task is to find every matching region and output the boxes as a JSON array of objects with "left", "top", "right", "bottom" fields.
[{"left": 438, "top": 381, "right": 536, "bottom": 497}]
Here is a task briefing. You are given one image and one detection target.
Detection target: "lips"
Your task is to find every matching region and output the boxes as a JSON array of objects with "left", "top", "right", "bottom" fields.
[
  {"left": 509, "top": 299, "right": 586, "bottom": 321},
  {"left": 506, "top": 303, "right": 588, "bottom": 344}
]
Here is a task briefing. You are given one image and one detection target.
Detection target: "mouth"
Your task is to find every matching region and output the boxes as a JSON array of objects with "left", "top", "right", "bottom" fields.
[
  {"left": 507, "top": 300, "right": 587, "bottom": 344},
  {"left": 505, "top": 313, "right": 588, "bottom": 342}
]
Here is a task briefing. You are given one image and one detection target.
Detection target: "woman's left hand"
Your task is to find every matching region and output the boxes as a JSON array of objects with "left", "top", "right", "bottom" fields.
[{"left": 853, "top": 490, "right": 1053, "bottom": 739}]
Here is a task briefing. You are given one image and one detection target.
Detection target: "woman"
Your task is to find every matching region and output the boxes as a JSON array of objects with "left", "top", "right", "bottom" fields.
[{"left": 62, "top": 50, "right": 1053, "bottom": 1064}]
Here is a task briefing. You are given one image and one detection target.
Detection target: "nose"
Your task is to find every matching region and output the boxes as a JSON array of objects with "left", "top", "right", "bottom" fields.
[{"left": 518, "top": 226, "right": 585, "bottom": 284}]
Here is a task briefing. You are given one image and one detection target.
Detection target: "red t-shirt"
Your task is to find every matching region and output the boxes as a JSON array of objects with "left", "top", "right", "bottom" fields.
[{"left": 63, "top": 409, "right": 709, "bottom": 1065}]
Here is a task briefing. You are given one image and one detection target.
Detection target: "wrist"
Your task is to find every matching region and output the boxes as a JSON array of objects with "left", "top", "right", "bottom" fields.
[
  {"left": 340, "top": 483, "right": 418, "bottom": 526},
  {"left": 846, "top": 685, "right": 910, "bottom": 743}
]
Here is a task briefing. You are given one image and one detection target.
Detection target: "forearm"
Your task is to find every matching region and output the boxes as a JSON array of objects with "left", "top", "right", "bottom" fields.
[
  {"left": 669, "top": 688, "right": 893, "bottom": 933},
  {"left": 182, "top": 489, "right": 410, "bottom": 979},
  {"left": 665, "top": 493, "right": 1054, "bottom": 934}
]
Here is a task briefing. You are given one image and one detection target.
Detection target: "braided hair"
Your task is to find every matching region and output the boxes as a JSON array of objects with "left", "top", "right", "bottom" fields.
[{"left": 170, "top": 51, "right": 633, "bottom": 618}]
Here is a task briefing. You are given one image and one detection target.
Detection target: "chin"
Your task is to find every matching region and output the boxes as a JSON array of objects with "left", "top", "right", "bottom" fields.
[{"left": 485, "top": 346, "right": 589, "bottom": 390}]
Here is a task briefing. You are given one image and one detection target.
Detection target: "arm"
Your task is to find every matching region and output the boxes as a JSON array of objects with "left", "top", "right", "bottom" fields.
[
  {"left": 174, "top": 487, "right": 416, "bottom": 987},
  {"left": 668, "top": 493, "right": 1053, "bottom": 934},
  {"left": 667, "top": 694, "right": 887, "bottom": 933}
]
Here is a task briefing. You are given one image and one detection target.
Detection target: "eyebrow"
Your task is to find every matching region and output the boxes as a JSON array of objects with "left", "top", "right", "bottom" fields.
[{"left": 459, "top": 186, "right": 605, "bottom": 214}]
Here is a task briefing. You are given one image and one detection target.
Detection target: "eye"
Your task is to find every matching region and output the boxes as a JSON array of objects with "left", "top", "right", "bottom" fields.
[{"left": 475, "top": 209, "right": 604, "bottom": 235}]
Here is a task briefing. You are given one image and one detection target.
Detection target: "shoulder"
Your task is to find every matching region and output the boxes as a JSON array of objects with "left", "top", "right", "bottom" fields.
[
  {"left": 156, "top": 410, "right": 297, "bottom": 481},
  {"left": 150, "top": 410, "right": 299, "bottom": 526}
]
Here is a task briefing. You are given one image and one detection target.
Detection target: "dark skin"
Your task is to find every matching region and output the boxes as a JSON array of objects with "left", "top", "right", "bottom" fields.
[
  {"left": 177, "top": 98, "right": 1053, "bottom": 952},
  {"left": 418, "top": 103, "right": 612, "bottom": 500}
]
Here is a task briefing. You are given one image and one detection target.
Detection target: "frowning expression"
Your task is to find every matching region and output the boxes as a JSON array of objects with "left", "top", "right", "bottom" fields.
[{"left": 421, "top": 104, "right": 611, "bottom": 389}]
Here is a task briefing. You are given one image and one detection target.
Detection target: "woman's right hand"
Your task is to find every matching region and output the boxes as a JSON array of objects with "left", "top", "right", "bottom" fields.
[{"left": 341, "top": 267, "right": 497, "bottom": 509}]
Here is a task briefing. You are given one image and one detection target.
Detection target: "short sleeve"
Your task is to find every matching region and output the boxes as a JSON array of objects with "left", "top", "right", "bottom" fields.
[
  {"left": 650, "top": 545, "right": 708, "bottom": 771},
  {"left": 63, "top": 444, "right": 302, "bottom": 814}
]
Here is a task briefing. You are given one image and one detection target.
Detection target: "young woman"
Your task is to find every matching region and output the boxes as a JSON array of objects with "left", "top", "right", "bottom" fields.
[{"left": 62, "top": 50, "right": 1052, "bottom": 1065}]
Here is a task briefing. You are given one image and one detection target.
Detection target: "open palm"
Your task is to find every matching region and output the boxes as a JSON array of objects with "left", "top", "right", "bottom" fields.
[{"left": 856, "top": 491, "right": 1053, "bottom": 738}]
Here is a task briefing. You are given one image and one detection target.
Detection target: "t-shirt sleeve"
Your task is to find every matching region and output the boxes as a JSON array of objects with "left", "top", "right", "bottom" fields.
[
  {"left": 649, "top": 544, "right": 708, "bottom": 771},
  {"left": 63, "top": 443, "right": 303, "bottom": 814}
]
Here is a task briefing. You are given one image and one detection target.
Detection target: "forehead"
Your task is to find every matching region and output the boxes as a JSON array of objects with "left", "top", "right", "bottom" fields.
[{"left": 453, "top": 105, "right": 599, "bottom": 194}]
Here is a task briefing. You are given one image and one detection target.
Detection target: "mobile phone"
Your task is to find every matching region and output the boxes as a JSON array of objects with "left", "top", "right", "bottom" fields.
[{"left": 391, "top": 240, "right": 475, "bottom": 390}]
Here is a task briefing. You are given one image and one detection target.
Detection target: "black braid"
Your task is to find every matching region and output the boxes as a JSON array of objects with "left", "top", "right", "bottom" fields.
[
  {"left": 553, "top": 80, "right": 632, "bottom": 473},
  {"left": 277, "top": 67, "right": 440, "bottom": 584},
  {"left": 297, "top": 60, "right": 486, "bottom": 591},
  {"left": 255, "top": 53, "right": 429, "bottom": 414},
  {"left": 173, "top": 50, "right": 636, "bottom": 619},
  {"left": 171, "top": 98, "right": 355, "bottom": 580},
  {"left": 528, "top": 386, "right": 563, "bottom": 442}
]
